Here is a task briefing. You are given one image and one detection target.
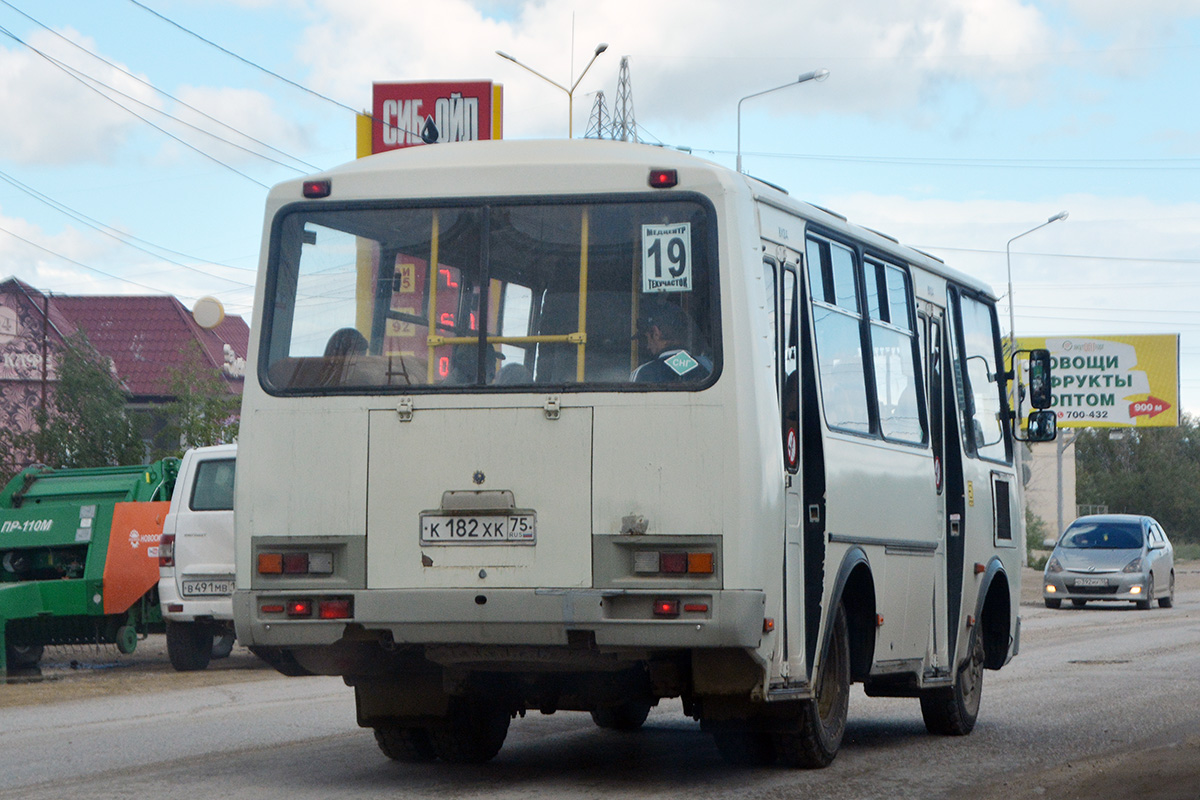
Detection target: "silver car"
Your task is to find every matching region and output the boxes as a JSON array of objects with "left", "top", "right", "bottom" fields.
[{"left": 1043, "top": 514, "right": 1175, "bottom": 610}]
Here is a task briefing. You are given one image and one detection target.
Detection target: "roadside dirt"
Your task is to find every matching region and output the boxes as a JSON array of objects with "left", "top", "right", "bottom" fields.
[{"left": 1, "top": 635, "right": 278, "bottom": 708}]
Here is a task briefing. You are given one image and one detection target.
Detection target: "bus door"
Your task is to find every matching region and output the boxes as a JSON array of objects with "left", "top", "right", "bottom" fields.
[
  {"left": 767, "top": 246, "right": 810, "bottom": 687},
  {"left": 918, "top": 301, "right": 950, "bottom": 678}
]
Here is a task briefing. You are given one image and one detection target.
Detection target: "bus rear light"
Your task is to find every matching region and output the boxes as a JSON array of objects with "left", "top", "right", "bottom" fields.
[
  {"left": 259, "top": 551, "right": 334, "bottom": 576},
  {"left": 158, "top": 534, "right": 175, "bottom": 567},
  {"left": 318, "top": 598, "right": 353, "bottom": 619},
  {"left": 633, "top": 550, "right": 659, "bottom": 573},
  {"left": 287, "top": 600, "right": 313, "bottom": 618},
  {"left": 282, "top": 553, "right": 309, "bottom": 574},
  {"left": 648, "top": 169, "right": 678, "bottom": 188},
  {"left": 632, "top": 549, "right": 717, "bottom": 576},
  {"left": 308, "top": 552, "right": 335, "bottom": 574},
  {"left": 302, "top": 179, "right": 331, "bottom": 198},
  {"left": 687, "top": 552, "right": 714, "bottom": 574},
  {"left": 660, "top": 552, "right": 688, "bottom": 573},
  {"left": 258, "top": 553, "right": 283, "bottom": 574},
  {"left": 653, "top": 599, "right": 680, "bottom": 617}
]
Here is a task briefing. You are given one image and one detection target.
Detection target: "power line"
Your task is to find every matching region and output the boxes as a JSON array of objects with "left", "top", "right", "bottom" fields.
[
  {"left": 1, "top": 223, "right": 181, "bottom": 294},
  {"left": 0, "top": 24, "right": 270, "bottom": 188},
  {"left": 0, "top": 0, "right": 320, "bottom": 173},
  {"left": 918, "top": 244, "right": 1200, "bottom": 267},
  {"left": 0, "top": 167, "right": 255, "bottom": 288},
  {"left": 125, "top": 0, "right": 362, "bottom": 118},
  {"left": 123, "top": 0, "right": 423, "bottom": 143}
]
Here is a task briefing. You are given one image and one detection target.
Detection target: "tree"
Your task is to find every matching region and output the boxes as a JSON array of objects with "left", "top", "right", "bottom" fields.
[
  {"left": 30, "top": 331, "right": 143, "bottom": 469},
  {"left": 1075, "top": 415, "right": 1200, "bottom": 545},
  {"left": 159, "top": 339, "right": 240, "bottom": 453}
]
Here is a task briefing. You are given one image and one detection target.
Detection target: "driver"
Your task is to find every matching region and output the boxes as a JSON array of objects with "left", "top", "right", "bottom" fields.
[{"left": 631, "top": 303, "right": 711, "bottom": 383}]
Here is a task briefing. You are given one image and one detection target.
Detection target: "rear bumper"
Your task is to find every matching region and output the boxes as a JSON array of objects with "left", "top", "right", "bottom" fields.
[
  {"left": 157, "top": 579, "right": 235, "bottom": 622},
  {"left": 234, "top": 587, "right": 766, "bottom": 651}
]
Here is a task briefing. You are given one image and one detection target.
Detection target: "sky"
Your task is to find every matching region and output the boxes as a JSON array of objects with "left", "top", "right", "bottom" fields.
[{"left": 2, "top": 0, "right": 1199, "bottom": 412}]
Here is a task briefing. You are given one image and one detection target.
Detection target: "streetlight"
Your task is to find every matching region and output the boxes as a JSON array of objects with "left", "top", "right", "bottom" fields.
[
  {"left": 496, "top": 42, "right": 609, "bottom": 138},
  {"left": 1006, "top": 210, "right": 1068, "bottom": 360},
  {"left": 1004, "top": 210, "right": 1067, "bottom": 553},
  {"left": 737, "top": 69, "right": 829, "bottom": 173}
]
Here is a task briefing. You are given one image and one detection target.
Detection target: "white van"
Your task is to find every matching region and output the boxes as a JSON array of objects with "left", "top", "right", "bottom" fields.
[{"left": 158, "top": 443, "right": 237, "bottom": 671}]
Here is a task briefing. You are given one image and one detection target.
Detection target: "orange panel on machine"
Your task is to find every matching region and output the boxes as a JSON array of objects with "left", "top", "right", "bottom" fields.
[{"left": 103, "top": 501, "right": 170, "bottom": 614}]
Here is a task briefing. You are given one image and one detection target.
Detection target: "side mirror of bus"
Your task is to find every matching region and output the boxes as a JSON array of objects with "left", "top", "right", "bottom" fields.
[
  {"left": 1012, "top": 348, "right": 1055, "bottom": 443},
  {"left": 1026, "top": 349, "right": 1053, "bottom": 409},
  {"left": 1025, "top": 409, "right": 1057, "bottom": 443}
]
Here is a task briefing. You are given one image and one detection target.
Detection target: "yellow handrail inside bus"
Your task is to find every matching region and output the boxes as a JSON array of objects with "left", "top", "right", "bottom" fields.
[
  {"left": 426, "top": 211, "right": 440, "bottom": 384},
  {"left": 577, "top": 208, "right": 589, "bottom": 382},
  {"left": 428, "top": 333, "right": 585, "bottom": 347}
]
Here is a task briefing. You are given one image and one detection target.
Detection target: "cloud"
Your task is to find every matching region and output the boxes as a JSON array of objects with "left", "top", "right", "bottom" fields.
[
  {"left": 293, "top": 0, "right": 1063, "bottom": 138},
  {"left": 163, "top": 86, "right": 316, "bottom": 169},
  {"left": 0, "top": 28, "right": 162, "bottom": 165}
]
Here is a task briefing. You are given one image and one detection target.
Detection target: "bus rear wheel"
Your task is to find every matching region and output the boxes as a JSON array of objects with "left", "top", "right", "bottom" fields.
[
  {"left": 920, "top": 622, "right": 983, "bottom": 736},
  {"left": 775, "top": 602, "right": 850, "bottom": 768},
  {"left": 591, "top": 699, "right": 652, "bottom": 731},
  {"left": 428, "top": 697, "right": 511, "bottom": 763},
  {"left": 374, "top": 723, "right": 437, "bottom": 762}
]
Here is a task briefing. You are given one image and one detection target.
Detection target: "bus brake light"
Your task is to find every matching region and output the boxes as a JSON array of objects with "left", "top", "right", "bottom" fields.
[
  {"left": 648, "top": 169, "right": 678, "bottom": 188},
  {"left": 653, "top": 599, "right": 680, "bottom": 617}
]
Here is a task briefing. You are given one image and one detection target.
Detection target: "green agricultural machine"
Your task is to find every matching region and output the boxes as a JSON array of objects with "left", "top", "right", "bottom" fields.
[{"left": 1, "top": 460, "right": 179, "bottom": 678}]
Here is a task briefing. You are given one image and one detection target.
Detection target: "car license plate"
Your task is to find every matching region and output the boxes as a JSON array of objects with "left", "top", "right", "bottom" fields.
[
  {"left": 1073, "top": 577, "right": 1108, "bottom": 587},
  {"left": 181, "top": 579, "right": 234, "bottom": 597},
  {"left": 420, "top": 513, "right": 536, "bottom": 545}
]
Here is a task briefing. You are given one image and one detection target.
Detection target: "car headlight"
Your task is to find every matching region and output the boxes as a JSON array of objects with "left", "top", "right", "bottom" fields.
[
  {"left": 1045, "top": 556, "right": 1063, "bottom": 574},
  {"left": 1122, "top": 557, "right": 1144, "bottom": 573}
]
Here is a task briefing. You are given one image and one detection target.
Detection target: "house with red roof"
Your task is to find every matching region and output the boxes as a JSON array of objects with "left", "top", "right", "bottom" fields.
[{"left": 0, "top": 277, "right": 248, "bottom": 473}]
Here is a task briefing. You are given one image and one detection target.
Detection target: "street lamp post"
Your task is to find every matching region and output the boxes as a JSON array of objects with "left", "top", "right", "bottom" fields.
[
  {"left": 496, "top": 42, "right": 608, "bottom": 138},
  {"left": 737, "top": 69, "right": 829, "bottom": 173},
  {"left": 1006, "top": 210, "right": 1068, "bottom": 361},
  {"left": 1005, "top": 211, "right": 1067, "bottom": 555}
]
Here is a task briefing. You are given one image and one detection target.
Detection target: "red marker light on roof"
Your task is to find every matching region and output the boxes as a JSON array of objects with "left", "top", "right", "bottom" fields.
[
  {"left": 303, "top": 179, "right": 331, "bottom": 198},
  {"left": 648, "top": 169, "right": 678, "bottom": 189}
]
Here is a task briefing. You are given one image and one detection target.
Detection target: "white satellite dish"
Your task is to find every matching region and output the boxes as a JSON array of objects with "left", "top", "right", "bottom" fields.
[{"left": 193, "top": 296, "right": 226, "bottom": 329}]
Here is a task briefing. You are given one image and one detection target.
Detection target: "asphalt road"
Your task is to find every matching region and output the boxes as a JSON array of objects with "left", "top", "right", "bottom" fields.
[{"left": 2, "top": 567, "right": 1198, "bottom": 800}]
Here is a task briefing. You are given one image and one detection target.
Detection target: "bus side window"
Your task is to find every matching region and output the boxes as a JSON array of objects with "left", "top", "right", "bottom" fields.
[
  {"left": 866, "top": 260, "right": 925, "bottom": 444},
  {"left": 806, "top": 236, "right": 870, "bottom": 434},
  {"left": 952, "top": 290, "right": 1009, "bottom": 462}
]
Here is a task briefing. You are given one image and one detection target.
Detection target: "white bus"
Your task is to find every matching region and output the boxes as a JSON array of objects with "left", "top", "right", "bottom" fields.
[{"left": 233, "top": 139, "right": 1055, "bottom": 768}]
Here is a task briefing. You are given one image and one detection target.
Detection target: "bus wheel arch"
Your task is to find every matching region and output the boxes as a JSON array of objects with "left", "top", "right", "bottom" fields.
[
  {"left": 832, "top": 548, "right": 877, "bottom": 682},
  {"left": 975, "top": 559, "right": 1012, "bottom": 671}
]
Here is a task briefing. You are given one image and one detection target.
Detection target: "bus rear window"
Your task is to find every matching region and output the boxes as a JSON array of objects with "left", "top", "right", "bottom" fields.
[{"left": 260, "top": 197, "right": 718, "bottom": 393}]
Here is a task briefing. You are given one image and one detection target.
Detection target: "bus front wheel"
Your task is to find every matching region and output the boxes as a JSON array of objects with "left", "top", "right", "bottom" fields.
[
  {"left": 920, "top": 623, "right": 983, "bottom": 736},
  {"left": 775, "top": 602, "right": 850, "bottom": 768}
]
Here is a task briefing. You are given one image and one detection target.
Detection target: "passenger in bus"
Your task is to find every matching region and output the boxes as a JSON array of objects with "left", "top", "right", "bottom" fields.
[
  {"left": 313, "top": 327, "right": 369, "bottom": 387},
  {"left": 445, "top": 343, "right": 504, "bottom": 385},
  {"left": 324, "top": 327, "right": 368, "bottom": 358},
  {"left": 631, "top": 303, "right": 711, "bottom": 383}
]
